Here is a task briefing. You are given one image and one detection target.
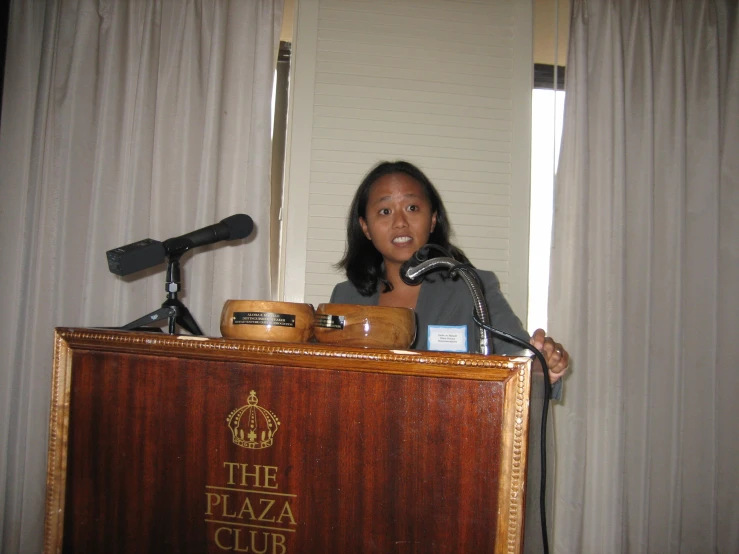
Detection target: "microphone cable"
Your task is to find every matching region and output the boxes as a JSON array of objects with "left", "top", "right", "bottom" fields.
[{"left": 472, "top": 313, "right": 552, "bottom": 554}]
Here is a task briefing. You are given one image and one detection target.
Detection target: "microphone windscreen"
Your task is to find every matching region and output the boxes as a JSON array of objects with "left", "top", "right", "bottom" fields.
[
  {"left": 400, "top": 245, "right": 432, "bottom": 285},
  {"left": 222, "top": 214, "right": 254, "bottom": 240}
]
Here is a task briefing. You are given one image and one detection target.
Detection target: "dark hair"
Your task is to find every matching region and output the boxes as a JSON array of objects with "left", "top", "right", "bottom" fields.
[{"left": 336, "top": 160, "right": 471, "bottom": 296}]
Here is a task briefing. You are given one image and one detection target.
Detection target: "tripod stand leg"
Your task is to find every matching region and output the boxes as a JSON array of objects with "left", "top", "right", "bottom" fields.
[
  {"left": 177, "top": 307, "right": 203, "bottom": 336},
  {"left": 121, "top": 307, "right": 177, "bottom": 330}
]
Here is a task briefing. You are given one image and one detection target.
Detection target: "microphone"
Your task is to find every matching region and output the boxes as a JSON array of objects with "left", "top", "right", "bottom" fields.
[
  {"left": 163, "top": 214, "right": 254, "bottom": 256},
  {"left": 106, "top": 214, "right": 254, "bottom": 276},
  {"left": 400, "top": 245, "right": 432, "bottom": 285}
]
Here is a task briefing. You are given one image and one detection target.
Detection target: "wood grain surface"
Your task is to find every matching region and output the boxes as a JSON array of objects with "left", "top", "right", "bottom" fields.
[{"left": 45, "top": 328, "right": 534, "bottom": 554}]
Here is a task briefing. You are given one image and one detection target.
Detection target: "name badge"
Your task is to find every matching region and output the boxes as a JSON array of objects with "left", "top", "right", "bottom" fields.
[{"left": 427, "top": 325, "right": 468, "bottom": 352}]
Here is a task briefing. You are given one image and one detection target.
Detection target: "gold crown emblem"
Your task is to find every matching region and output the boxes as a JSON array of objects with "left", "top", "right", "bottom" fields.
[{"left": 227, "top": 390, "right": 281, "bottom": 449}]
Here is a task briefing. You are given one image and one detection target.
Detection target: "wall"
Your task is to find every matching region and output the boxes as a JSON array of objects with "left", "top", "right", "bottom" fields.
[{"left": 280, "top": 0, "right": 534, "bottom": 319}]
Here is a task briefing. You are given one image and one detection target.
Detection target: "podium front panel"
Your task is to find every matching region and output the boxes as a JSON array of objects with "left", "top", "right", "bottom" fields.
[{"left": 45, "top": 328, "right": 534, "bottom": 554}]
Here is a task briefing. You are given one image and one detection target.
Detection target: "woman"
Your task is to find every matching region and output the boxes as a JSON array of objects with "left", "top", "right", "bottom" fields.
[{"left": 330, "top": 160, "right": 569, "bottom": 387}]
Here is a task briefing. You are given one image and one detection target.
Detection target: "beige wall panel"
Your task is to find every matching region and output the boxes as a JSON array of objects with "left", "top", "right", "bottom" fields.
[{"left": 282, "top": 0, "right": 532, "bottom": 319}]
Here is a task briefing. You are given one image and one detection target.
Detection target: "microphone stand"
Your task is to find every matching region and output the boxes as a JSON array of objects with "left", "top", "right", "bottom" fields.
[
  {"left": 403, "top": 253, "right": 493, "bottom": 355},
  {"left": 120, "top": 251, "right": 203, "bottom": 335}
]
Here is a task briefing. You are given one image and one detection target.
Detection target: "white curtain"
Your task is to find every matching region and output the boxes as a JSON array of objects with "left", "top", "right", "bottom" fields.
[
  {"left": 0, "top": 0, "right": 283, "bottom": 551},
  {"left": 549, "top": 0, "right": 739, "bottom": 552}
]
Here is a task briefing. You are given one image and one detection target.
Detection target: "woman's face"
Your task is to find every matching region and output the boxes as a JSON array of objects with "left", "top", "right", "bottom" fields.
[{"left": 359, "top": 172, "right": 437, "bottom": 272}]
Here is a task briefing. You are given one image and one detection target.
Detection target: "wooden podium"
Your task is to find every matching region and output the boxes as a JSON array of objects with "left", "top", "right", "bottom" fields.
[{"left": 44, "top": 328, "right": 544, "bottom": 554}]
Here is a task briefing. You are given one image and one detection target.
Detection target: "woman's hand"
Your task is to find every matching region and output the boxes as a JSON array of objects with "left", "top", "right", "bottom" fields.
[{"left": 530, "top": 329, "right": 569, "bottom": 384}]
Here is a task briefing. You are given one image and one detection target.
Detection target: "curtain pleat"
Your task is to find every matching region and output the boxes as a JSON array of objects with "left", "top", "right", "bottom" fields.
[
  {"left": 715, "top": 4, "right": 739, "bottom": 551},
  {"left": 550, "top": 1, "right": 739, "bottom": 552},
  {"left": 0, "top": 1, "right": 283, "bottom": 551}
]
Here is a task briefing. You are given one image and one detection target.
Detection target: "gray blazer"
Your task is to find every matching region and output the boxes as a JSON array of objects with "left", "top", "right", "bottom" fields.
[
  {"left": 330, "top": 269, "right": 563, "bottom": 400},
  {"left": 329, "top": 269, "right": 530, "bottom": 356}
]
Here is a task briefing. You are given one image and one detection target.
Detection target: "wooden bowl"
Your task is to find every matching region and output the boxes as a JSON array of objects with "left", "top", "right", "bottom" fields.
[
  {"left": 313, "top": 303, "right": 416, "bottom": 349},
  {"left": 220, "top": 300, "right": 315, "bottom": 343}
]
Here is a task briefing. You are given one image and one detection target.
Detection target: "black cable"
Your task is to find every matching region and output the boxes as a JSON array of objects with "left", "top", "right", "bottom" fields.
[{"left": 472, "top": 313, "right": 551, "bottom": 554}]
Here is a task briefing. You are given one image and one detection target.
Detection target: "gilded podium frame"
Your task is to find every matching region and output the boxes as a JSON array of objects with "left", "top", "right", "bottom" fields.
[{"left": 44, "top": 328, "right": 536, "bottom": 554}]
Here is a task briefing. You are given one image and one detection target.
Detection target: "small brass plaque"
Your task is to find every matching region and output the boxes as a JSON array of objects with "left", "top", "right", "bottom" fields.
[
  {"left": 232, "top": 312, "right": 296, "bottom": 327},
  {"left": 314, "top": 314, "right": 344, "bottom": 330}
]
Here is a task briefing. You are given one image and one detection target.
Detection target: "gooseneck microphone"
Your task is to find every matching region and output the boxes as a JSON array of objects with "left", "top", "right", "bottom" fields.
[
  {"left": 400, "top": 244, "right": 493, "bottom": 355},
  {"left": 106, "top": 214, "right": 254, "bottom": 276},
  {"left": 400, "top": 244, "right": 440, "bottom": 285}
]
